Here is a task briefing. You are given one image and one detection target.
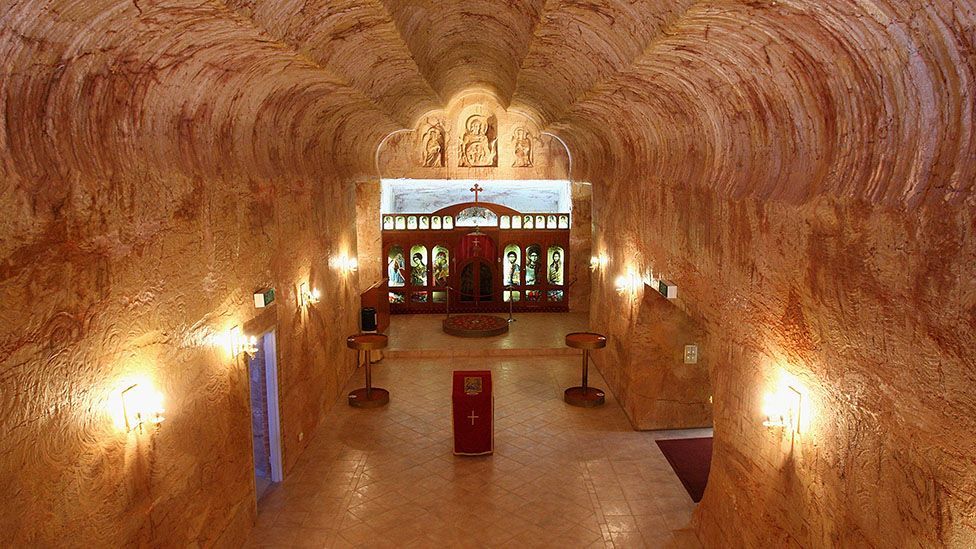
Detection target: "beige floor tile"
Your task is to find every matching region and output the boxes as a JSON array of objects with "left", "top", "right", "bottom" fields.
[{"left": 246, "top": 316, "right": 707, "bottom": 548}]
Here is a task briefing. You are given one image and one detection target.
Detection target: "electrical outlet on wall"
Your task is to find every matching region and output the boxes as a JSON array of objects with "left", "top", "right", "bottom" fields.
[{"left": 684, "top": 344, "right": 699, "bottom": 364}]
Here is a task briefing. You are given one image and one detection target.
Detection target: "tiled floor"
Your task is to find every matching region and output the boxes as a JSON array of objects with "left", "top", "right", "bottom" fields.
[
  {"left": 246, "top": 354, "right": 706, "bottom": 548},
  {"left": 386, "top": 312, "right": 589, "bottom": 357}
]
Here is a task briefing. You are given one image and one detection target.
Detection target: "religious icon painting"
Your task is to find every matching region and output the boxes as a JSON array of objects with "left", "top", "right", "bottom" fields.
[
  {"left": 547, "top": 246, "right": 564, "bottom": 285},
  {"left": 500, "top": 215, "right": 511, "bottom": 229},
  {"left": 524, "top": 244, "right": 542, "bottom": 286},
  {"left": 536, "top": 215, "right": 546, "bottom": 229},
  {"left": 559, "top": 215, "right": 569, "bottom": 229},
  {"left": 407, "top": 216, "right": 418, "bottom": 230},
  {"left": 504, "top": 290, "right": 521, "bottom": 303},
  {"left": 525, "top": 290, "right": 542, "bottom": 301},
  {"left": 523, "top": 215, "right": 533, "bottom": 229},
  {"left": 503, "top": 244, "right": 521, "bottom": 286},
  {"left": 547, "top": 215, "right": 557, "bottom": 229},
  {"left": 547, "top": 290, "right": 564, "bottom": 302},
  {"left": 432, "top": 245, "right": 450, "bottom": 286},
  {"left": 388, "top": 246, "right": 406, "bottom": 287},
  {"left": 419, "top": 216, "right": 430, "bottom": 230},
  {"left": 432, "top": 291, "right": 447, "bottom": 303},
  {"left": 395, "top": 216, "right": 406, "bottom": 230},
  {"left": 512, "top": 215, "right": 523, "bottom": 229},
  {"left": 388, "top": 292, "right": 405, "bottom": 304},
  {"left": 464, "top": 377, "right": 483, "bottom": 395},
  {"left": 410, "top": 245, "right": 428, "bottom": 286},
  {"left": 443, "top": 215, "right": 454, "bottom": 229},
  {"left": 383, "top": 215, "right": 394, "bottom": 230},
  {"left": 411, "top": 291, "right": 428, "bottom": 303},
  {"left": 431, "top": 216, "right": 442, "bottom": 230}
]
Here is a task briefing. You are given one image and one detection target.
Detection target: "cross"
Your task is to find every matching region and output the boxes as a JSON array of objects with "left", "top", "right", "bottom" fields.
[
  {"left": 468, "top": 410, "right": 479, "bottom": 426},
  {"left": 470, "top": 183, "right": 483, "bottom": 203}
]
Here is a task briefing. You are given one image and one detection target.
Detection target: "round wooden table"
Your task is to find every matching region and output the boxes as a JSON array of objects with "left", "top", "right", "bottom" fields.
[
  {"left": 564, "top": 332, "right": 607, "bottom": 407},
  {"left": 346, "top": 333, "right": 390, "bottom": 408}
]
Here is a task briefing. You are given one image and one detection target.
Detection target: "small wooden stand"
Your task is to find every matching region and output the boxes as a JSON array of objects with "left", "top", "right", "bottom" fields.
[
  {"left": 564, "top": 332, "right": 607, "bottom": 407},
  {"left": 346, "top": 333, "right": 390, "bottom": 408}
]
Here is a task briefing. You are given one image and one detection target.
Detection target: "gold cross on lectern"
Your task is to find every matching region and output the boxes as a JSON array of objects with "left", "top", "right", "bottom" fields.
[
  {"left": 468, "top": 411, "right": 479, "bottom": 426},
  {"left": 470, "top": 183, "right": 483, "bottom": 203}
]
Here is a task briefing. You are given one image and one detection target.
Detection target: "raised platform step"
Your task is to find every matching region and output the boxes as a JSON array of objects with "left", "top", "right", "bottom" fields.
[
  {"left": 384, "top": 347, "right": 578, "bottom": 359},
  {"left": 384, "top": 312, "right": 588, "bottom": 359}
]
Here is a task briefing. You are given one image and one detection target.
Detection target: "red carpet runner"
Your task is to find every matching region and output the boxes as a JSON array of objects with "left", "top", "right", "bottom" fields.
[{"left": 655, "top": 437, "right": 713, "bottom": 503}]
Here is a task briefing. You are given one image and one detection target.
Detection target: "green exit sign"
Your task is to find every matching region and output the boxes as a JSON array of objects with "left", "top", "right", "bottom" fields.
[{"left": 254, "top": 288, "right": 275, "bottom": 308}]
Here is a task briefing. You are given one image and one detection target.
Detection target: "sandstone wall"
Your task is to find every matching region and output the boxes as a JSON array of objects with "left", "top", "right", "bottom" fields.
[
  {"left": 0, "top": 1, "right": 383, "bottom": 545},
  {"left": 554, "top": 1, "right": 976, "bottom": 546}
]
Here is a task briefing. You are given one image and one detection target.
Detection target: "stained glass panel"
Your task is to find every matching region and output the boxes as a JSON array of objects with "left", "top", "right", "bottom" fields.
[
  {"left": 388, "top": 291, "right": 405, "bottom": 303},
  {"left": 503, "top": 244, "right": 521, "bottom": 286},
  {"left": 525, "top": 244, "right": 542, "bottom": 286},
  {"left": 410, "top": 245, "right": 428, "bottom": 286},
  {"left": 504, "top": 290, "right": 521, "bottom": 302},
  {"left": 387, "top": 246, "right": 405, "bottom": 287},
  {"left": 547, "top": 246, "right": 564, "bottom": 285},
  {"left": 547, "top": 290, "right": 564, "bottom": 302},
  {"left": 432, "top": 245, "right": 450, "bottom": 286}
]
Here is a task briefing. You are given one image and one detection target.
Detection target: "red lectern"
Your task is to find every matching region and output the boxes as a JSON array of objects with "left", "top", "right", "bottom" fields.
[{"left": 452, "top": 371, "right": 493, "bottom": 456}]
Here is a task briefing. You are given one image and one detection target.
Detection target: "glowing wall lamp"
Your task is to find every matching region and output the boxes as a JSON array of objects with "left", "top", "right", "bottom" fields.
[
  {"left": 330, "top": 254, "right": 359, "bottom": 275},
  {"left": 590, "top": 254, "right": 609, "bottom": 271},
  {"left": 614, "top": 268, "right": 644, "bottom": 296},
  {"left": 762, "top": 385, "right": 803, "bottom": 434},
  {"left": 299, "top": 281, "right": 321, "bottom": 306},
  {"left": 223, "top": 326, "right": 258, "bottom": 359},
  {"left": 121, "top": 383, "right": 165, "bottom": 432}
]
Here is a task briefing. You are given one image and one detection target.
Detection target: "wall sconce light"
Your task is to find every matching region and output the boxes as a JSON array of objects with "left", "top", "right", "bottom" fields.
[
  {"left": 762, "top": 385, "right": 803, "bottom": 434},
  {"left": 614, "top": 269, "right": 644, "bottom": 296},
  {"left": 590, "top": 254, "right": 609, "bottom": 271},
  {"left": 330, "top": 255, "right": 359, "bottom": 275},
  {"left": 300, "top": 281, "right": 321, "bottom": 306},
  {"left": 224, "top": 326, "right": 258, "bottom": 359},
  {"left": 121, "top": 383, "right": 165, "bottom": 432}
]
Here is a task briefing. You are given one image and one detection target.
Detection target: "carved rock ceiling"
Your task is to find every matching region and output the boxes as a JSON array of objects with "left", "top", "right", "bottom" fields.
[
  {"left": 2, "top": 0, "right": 975, "bottom": 547},
  {"left": 4, "top": 0, "right": 973, "bottom": 205}
]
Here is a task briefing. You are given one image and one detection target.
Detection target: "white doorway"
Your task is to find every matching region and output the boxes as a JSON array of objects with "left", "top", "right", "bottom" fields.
[{"left": 247, "top": 330, "right": 284, "bottom": 503}]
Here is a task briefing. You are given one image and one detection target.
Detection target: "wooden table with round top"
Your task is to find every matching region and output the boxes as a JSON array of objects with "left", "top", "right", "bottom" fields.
[
  {"left": 564, "top": 332, "right": 608, "bottom": 407},
  {"left": 346, "top": 333, "right": 390, "bottom": 408}
]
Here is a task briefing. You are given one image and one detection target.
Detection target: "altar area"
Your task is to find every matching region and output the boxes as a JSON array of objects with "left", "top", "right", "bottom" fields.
[{"left": 384, "top": 311, "right": 588, "bottom": 358}]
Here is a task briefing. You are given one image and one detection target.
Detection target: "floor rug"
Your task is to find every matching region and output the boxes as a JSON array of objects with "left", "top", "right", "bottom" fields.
[{"left": 655, "top": 437, "right": 713, "bottom": 503}]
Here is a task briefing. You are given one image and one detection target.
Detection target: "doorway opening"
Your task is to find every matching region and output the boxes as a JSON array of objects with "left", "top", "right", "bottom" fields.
[{"left": 248, "top": 330, "right": 283, "bottom": 503}]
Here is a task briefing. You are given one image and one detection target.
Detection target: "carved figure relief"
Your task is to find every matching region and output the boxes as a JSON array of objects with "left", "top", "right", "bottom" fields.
[
  {"left": 459, "top": 114, "right": 497, "bottom": 167},
  {"left": 420, "top": 122, "right": 445, "bottom": 167},
  {"left": 512, "top": 127, "right": 533, "bottom": 167}
]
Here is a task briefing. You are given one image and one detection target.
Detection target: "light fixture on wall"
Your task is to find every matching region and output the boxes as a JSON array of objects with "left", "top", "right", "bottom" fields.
[
  {"left": 614, "top": 268, "right": 644, "bottom": 296},
  {"left": 762, "top": 385, "right": 803, "bottom": 434},
  {"left": 589, "top": 254, "right": 609, "bottom": 271},
  {"left": 330, "top": 254, "right": 359, "bottom": 275},
  {"left": 121, "top": 383, "right": 165, "bottom": 432},
  {"left": 300, "top": 281, "right": 321, "bottom": 306},
  {"left": 224, "top": 326, "right": 258, "bottom": 359}
]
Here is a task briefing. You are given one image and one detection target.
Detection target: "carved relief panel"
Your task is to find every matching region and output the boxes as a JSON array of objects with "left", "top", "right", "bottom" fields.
[
  {"left": 459, "top": 114, "right": 498, "bottom": 167},
  {"left": 512, "top": 127, "right": 533, "bottom": 167},
  {"left": 419, "top": 120, "right": 445, "bottom": 167}
]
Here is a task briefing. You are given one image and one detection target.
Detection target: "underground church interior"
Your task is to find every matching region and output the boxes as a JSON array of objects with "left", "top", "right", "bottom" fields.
[{"left": 1, "top": 1, "right": 974, "bottom": 547}]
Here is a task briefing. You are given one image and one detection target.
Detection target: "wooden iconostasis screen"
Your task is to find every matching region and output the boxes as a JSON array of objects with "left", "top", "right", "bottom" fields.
[{"left": 382, "top": 202, "right": 571, "bottom": 314}]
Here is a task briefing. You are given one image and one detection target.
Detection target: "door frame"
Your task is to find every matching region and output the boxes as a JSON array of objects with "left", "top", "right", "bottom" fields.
[{"left": 257, "top": 330, "right": 284, "bottom": 483}]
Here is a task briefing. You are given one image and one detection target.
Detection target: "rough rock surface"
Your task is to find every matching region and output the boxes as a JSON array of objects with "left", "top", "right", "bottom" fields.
[{"left": 1, "top": 0, "right": 974, "bottom": 547}]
